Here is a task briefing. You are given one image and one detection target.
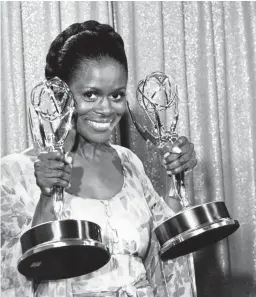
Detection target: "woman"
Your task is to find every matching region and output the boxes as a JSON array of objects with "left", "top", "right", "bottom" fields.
[{"left": 1, "top": 20, "right": 197, "bottom": 296}]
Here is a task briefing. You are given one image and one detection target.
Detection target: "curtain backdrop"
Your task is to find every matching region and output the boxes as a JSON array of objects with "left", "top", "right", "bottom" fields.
[{"left": 1, "top": 2, "right": 256, "bottom": 297}]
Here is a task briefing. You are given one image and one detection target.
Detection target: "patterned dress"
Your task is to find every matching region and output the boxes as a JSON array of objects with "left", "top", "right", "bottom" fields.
[{"left": 1, "top": 145, "right": 195, "bottom": 297}]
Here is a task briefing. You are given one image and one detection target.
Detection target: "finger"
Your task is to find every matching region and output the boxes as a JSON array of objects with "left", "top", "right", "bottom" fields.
[
  {"left": 34, "top": 159, "right": 72, "bottom": 175},
  {"left": 63, "top": 164, "right": 72, "bottom": 174},
  {"left": 174, "top": 136, "right": 188, "bottom": 148},
  {"left": 160, "top": 136, "right": 189, "bottom": 156},
  {"left": 165, "top": 154, "right": 191, "bottom": 171},
  {"left": 34, "top": 159, "right": 42, "bottom": 171},
  {"left": 64, "top": 152, "right": 73, "bottom": 165},
  {"left": 165, "top": 150, "right": 196, "bottom": 170},
  {"left": 38, "top": 151, "right": 65, "bottom": 162},
  {"left": 42, "top": 177, "right": 70, "bottom": 188},
  {"left": 163, "top": 143, "right": 194, "bottom": 164},
  {"left": 166, "top": 159, "right": 197, "bottom": 176},
  {"left": 44, "top": 160, "right": 66, "bottom": 170},
  {"left": 162, "top": 145, "right": 182, "bottom": 165},
  {"left": 163, "top": 152, "right": 180, "bottom": 164},
  {"left": 177, "top": 142, "right": 194, "bottom": 157},
  {"left": 34, "top": 160, "right": 65, "bottom": 176},
  {"left": 45, "top": 161, "right": 72, "bottom": 174},
  {"left": 172, "top": 146, "right": 182, "bottom": 154},
  {"left": 38, "top": 170, "right": 71, "bottom": 182},
  {"left": 36, "top": 174, "right": 71, "bottom": 189},
  {"left": 159, "top": 141, "right": 176, "bottom": 156}
]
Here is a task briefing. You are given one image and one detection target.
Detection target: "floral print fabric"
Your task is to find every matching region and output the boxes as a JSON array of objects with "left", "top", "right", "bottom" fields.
[{"left": 1, "top": 145, "right": 195, "bottom": 297}]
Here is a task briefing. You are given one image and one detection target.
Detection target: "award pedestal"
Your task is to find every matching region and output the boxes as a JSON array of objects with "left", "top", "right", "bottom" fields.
[
  {"left": 18, "top": 220, "right": 110, "bottom": 280},
  {"left": 155, "top": 201, "right": 239, "bottom": 260}
]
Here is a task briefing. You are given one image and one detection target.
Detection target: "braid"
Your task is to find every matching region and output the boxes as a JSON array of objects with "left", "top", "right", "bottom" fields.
[
  {"left": 45, "top": 20, "right": 127, "bottom": 81},
  {"left": 45, "top": 22, "right": 85, "bottom": 79}
]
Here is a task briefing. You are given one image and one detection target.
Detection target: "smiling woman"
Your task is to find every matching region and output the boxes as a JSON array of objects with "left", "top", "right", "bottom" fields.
[
  {"left": 1, "top": 20, "right": 197, "bottom": 297},
  {"left": 70, "top": 59, "right": 127, "bottom": 144}
]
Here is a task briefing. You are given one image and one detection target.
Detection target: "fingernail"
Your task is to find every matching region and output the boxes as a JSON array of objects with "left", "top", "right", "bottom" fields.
[
  {"left": 164, "top": 152, "right": 170, "bottom": 158},
  {"left": 172, "top": 146, "right": 182, "bottom": 154},
  {"left": 43, "top": 187, "right": 52, "bottom": 197},
  {"left": 68, "top": 182, "right": 71, "bottom": 188},
  {"left": 65, "top": 153, "right": 73, "bottom": 164}
]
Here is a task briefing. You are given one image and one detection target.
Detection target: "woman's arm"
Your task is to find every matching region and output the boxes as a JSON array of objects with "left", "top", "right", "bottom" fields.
[{"left": 32, "top": 193, "right": 56, "bottom": 226}]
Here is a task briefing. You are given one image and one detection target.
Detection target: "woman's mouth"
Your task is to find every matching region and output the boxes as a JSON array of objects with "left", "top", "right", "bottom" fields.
[{"left": 87, "top": 120, "right": 112, "bottom": 131}]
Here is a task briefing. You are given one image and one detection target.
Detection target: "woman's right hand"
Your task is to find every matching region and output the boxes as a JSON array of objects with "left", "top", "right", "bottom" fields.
[{"left": 34, "top": 151, "right": 73, "bottom": 197}]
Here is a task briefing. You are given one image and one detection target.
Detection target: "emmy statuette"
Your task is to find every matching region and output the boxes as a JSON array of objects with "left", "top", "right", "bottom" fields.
[
  {"left": 17, "top": 77, "right": 110, "bottom": 280},
  {"left": 128, "top": 72, "right": 239, "bottom": 260}
]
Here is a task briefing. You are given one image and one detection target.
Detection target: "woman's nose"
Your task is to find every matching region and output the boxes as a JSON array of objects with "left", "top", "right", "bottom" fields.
[{"left": 95, "top": 96, "right": 114, "bottom": 116}]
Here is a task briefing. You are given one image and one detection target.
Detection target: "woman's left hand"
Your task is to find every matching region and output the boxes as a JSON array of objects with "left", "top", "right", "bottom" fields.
[{"left": 161, "top": 136, "right": 197, "bottom": 176}]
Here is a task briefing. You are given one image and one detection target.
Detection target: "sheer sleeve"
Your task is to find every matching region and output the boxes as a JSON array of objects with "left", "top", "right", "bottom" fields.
[
  {"left": 123, "top": 148, "right": 195, "bottom": 297},
  {"left": 1, "top": 151, "right": 39, "bottom": 296}
]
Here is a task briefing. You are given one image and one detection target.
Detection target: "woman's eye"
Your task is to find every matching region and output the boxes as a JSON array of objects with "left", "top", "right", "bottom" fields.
[
  {"left": 110, "top": 92, "right": 126, "bottom": 101},
  {"left": 82, "top": 91, "right": 98, "bottom": 102}
]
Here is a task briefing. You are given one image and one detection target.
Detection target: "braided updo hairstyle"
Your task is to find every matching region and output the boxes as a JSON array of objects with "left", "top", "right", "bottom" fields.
[{"left": 45, "top": 20, "right": 128, "bottom": 82}]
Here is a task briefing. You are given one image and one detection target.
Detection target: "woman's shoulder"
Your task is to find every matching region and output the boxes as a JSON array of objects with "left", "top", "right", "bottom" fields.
[
  {"left": 111, "top": 144, "right": 145, "bottom": 176},
  {"left": 111, "top": 144, "right": 142, "bottom": 162}
]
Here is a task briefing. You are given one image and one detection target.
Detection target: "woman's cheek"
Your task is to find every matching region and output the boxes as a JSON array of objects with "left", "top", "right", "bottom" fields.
[
  {"left": 116, "top": 100, "right": 127, "bottom": 117},
  {"left": 74, "top": 100, "right": 94, "bottom": 115}
]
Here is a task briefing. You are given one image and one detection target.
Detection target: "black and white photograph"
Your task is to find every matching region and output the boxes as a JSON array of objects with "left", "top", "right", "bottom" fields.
[{"left": 1, "top": 1, "right": 256, "bottom": 297}]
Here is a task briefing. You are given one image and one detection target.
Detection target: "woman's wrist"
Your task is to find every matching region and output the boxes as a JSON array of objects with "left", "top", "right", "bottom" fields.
[{"left": 32, "top": 193, "right": 56, "bottom": 227}]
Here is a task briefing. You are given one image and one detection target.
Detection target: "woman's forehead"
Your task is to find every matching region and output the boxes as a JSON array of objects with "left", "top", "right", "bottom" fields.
[{"left": 70, "top": 58, "right": 127, "bottom": 90}]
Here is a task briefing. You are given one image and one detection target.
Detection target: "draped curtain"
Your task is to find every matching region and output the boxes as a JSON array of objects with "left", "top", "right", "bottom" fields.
[{"left": 1, "top": 2, "right": 256, "bottom": 297}]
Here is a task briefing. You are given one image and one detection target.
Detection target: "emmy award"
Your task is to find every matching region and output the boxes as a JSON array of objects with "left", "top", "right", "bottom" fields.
[
  {"left": 128, "top": 71, "right": 239, "bottom": 260},
  {"left": 17, "top": 77, "right": 110, "bottom": 280}
]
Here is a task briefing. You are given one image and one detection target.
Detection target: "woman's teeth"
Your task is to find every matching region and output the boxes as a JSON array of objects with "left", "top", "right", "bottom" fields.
[{"left": 87, "top": 120, "right": 111, "bottom": 130}]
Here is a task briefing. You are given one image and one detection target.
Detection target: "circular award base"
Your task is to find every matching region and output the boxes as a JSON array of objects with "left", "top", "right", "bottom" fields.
[
  {"left": 154, "top": 201, "right": 240, "bottom": 261},
  {"left": 17, "top": 220, "right": 111, "bottom": 280}
]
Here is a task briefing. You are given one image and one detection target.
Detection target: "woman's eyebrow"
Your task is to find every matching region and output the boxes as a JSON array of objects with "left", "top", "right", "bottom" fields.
[
  {"left": 78, "top": 86, "right": 127, "bottom": 92},
  {"left": 111, "top": 87, "right": 127, "bottom": 92}
]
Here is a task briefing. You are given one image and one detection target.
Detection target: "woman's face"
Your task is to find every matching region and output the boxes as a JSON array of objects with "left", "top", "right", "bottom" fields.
[{"left": 68, "top": 58, "right": 127, "bottom": 144}]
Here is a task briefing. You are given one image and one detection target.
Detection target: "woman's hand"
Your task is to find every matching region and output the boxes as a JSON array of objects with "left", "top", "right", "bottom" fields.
[
  {"left": 34, "top": 151, "right": 73, "bottom": 196},
  {"left": 32, "top": 151, "right": 73, "bottom": 226},
  {"left": 161, "top": 136, "right": 197, "bottom": 176}
]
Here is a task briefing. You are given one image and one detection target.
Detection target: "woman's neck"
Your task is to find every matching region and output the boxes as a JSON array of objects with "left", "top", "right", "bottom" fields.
[
  {"left": 76, "top": 136, "right": 111, "bottom": 162},
  {"left": 63, "top": 130, "right": 112, "bottom": 161}
]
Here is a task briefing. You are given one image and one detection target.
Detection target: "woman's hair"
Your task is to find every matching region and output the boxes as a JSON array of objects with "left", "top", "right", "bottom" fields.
[{"left": 45, "top": 20, "right": 128, "bottom": 82}]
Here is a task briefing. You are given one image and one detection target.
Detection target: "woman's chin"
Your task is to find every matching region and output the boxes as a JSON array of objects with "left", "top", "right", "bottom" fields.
[{"left": 79, "top": 131, "right": 112, "bottom": 145}]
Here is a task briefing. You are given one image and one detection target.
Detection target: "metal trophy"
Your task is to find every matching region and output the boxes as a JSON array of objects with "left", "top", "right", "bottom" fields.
[
  {"left": 17, "top": 77, "right": 110, "bottom": 280},
  {"left": 128, "top": 71, "right": 239, "bottom": 261}
]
